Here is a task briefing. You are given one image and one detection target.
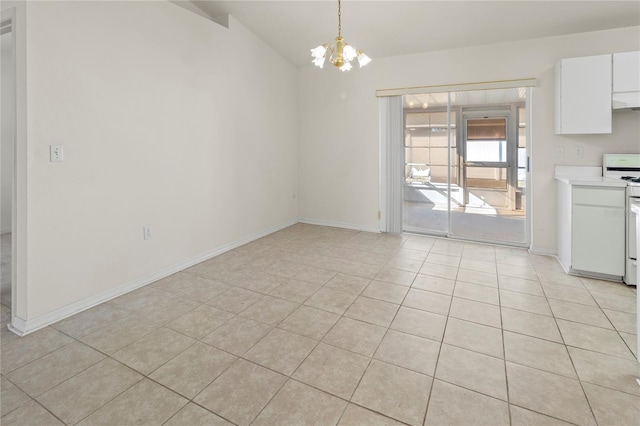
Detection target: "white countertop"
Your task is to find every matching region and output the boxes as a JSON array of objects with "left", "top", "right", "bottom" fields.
[
  {"left": 554, "top": 175, "right": 628, "bottom": 187},
  {"left": 554, "top": 165, "right": 628, "bottom": 188}
]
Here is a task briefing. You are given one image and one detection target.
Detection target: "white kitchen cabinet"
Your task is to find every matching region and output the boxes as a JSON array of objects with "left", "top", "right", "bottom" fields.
[
  {"left": 557, "top": 180, "right": 625, "bottom": 277},
  {"left": 612, "top": 51, "right": 640, "bottom": 109},
  {"left": 613, "top": 51, "right": 640, "bottom": 92},
  {"left": 554, "top": 54, "right": 612, "bottom": 134}
]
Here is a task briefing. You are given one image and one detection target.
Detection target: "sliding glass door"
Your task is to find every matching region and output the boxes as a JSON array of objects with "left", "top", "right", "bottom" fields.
[
  {"left": 401, "top": 88, "right": 528, "bottom": 246},
  {"left": 403, "top": 108, "right": 455, "bottom": 235}
]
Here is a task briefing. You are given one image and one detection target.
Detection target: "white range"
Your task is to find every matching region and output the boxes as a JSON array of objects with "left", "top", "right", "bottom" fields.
[{"left": 603, "top": 154, "right": 640, "bottom": 286}]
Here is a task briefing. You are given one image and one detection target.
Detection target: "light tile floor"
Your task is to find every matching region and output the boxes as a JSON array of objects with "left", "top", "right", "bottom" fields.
[{"left": 1, "top": 224, "right": 639, "bottom": 425}]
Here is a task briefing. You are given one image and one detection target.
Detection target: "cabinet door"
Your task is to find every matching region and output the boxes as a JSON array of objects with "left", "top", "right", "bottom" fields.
[
  {"left": 613, "top": 51, "right": 640, "bottom": 93},
  {"left": 555, "top": 54, "right": 612, "bottom": 134},
  {"left": 571, "top": 205, "right": 625, "bottom": 276}
]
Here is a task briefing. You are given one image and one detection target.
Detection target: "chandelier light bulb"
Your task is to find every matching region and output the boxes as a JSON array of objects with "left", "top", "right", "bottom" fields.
[
  {"left": 312, "top": 56, "right": 326, "bottom": 68},
  {"left": 310, "top": 0, "right": 370, "bottom": 72},
  {"left": 357, "top": 51, "right": 371, "bottom": 68},
  {"left": 311, "top": 45, "right": 327, "bottom": 59},
  {"left": 343, "top": 44, "right": 357, "bottom": 62}
]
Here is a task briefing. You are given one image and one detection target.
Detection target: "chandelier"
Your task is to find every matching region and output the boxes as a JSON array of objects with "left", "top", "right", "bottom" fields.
[{"left": 310, "top": 0, "right": 371, "bottom": 71}]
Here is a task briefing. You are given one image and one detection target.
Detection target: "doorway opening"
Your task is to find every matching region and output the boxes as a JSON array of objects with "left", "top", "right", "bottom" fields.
[{"left": 401, "top": 88, "right": 529, "bottom": 246}]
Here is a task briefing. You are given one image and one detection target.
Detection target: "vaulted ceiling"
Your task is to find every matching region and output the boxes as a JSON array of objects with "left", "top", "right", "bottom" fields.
[{"left": 187, "top": 1, "right": 640, "bottom": 67}]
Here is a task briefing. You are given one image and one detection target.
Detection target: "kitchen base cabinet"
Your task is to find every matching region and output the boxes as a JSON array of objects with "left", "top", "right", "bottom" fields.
[
  {"left": 557, "top": 182, "right": 625, "bottom": 278},
  {"left": 571, "top": 204, "right": 625, "bottom": 274}
]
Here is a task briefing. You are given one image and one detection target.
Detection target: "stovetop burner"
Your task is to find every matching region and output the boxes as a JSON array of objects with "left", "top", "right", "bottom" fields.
[{"left": 621, "top": 176, "right": 640, "bottom": 183}]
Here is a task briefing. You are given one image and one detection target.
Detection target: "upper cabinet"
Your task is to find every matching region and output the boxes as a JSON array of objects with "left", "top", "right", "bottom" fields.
[
  {"left": 612, "top": 51, "right": 640, "bottom": 109},
  {"left": 613, "top": 51, "right": 640, "bottom": 92},
  {"left": 554, "top": 54, "right": 612, "bottom": 135}
]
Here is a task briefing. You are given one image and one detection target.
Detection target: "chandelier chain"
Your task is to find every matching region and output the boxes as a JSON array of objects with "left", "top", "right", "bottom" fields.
[{"left": 337, "top": 0, "right": 341, "bottom": 37}]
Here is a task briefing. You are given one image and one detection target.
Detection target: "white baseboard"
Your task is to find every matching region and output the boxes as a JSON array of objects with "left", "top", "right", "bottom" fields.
[
  {"left": 9, "top": 218, "right": 298, "bottom": 336},
  {"left": 8, "top": 317, "right": 27, "bottom": 336},
  {"left": 528, "top": 246, "right": 557, "bottom": 256},
  {"left": 298, "top": 217, "right": 380, "bottom": 234}
]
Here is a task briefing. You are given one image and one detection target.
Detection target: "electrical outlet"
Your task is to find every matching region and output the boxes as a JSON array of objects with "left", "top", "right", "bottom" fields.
[
  {"left": 50, "top": 145, "right": 64, "bottom": 162},
  {"left": 556, "top": 147, "right": 564, "bottom": 158},
  {"left": 575, "top": 146, "right": 584, "bottom": 158},
  {"left": 143, "top": 225, "right": 152, "bottom": 240}
]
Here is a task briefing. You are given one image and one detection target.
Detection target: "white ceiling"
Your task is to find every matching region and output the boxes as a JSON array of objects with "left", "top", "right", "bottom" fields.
[{"left": 189, "top": 0, "right": 640, "bottom": 67}]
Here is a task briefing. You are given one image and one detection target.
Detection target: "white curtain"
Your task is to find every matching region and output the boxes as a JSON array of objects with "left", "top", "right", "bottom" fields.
[{"left": 379, "top": 96, "right": 403, "bottom": 234}]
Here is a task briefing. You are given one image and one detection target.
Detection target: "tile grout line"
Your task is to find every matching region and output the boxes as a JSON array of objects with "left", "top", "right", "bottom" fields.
[
  {"left": 581, "top": 280, "right": 638, "bottom": 359},
  {"left": 532, "top": 262, "right": 601, "bottom": 426},
  {"left": 496, "top": 257, "right": 514, "bottom": 426},
  {"left": 421, "top": 244, "right": 460, "bottom": 426}
]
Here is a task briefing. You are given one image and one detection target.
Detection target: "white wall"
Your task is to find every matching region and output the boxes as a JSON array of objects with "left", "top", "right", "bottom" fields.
[
  {"left": 17, "top": 1, "right": 298, "bottom": 326},
  {"left": 298, "top": 26, "right": 640, "bottom": 252},
  {"left": 1, "top": 30, "right": 13, "bottom": 234}
]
